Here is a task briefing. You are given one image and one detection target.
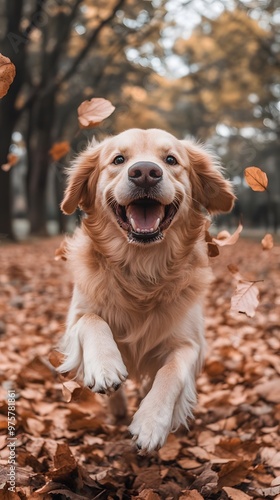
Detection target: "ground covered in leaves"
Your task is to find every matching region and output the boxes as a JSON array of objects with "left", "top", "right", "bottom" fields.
[{"left": 0, "top": 236, "right": 279, "bottom": 500}]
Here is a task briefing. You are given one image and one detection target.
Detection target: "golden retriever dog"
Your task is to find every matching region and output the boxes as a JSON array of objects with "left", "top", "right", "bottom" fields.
[{"left": 57, "top": 128, "right": 235, "bottom": 452}]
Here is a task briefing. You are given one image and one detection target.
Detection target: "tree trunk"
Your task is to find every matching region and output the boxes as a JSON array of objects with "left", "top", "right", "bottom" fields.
[
  {"left": 28, "top": 92, "right": 56, "bottom": 235},
  {"left": 0, "top": 0, "right": 25, "bottom": 238}
]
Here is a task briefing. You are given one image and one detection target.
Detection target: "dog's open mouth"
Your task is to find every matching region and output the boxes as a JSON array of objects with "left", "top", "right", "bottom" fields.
[{"left": 112, "top": 198, "right": 178, "bottom": 244}]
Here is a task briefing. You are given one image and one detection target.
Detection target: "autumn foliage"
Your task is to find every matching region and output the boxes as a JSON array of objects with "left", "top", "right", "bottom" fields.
[{"left": 0, "top": 237, "right": 279, "bottom": 499}]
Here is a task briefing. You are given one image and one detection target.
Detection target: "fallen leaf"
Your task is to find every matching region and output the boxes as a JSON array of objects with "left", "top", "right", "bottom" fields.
[
  {"left": 231, "top": 280, "right": 260, "bottom": 318},
  {"left": 244, "top": 166, "right": 268, "bottom": 191},
  {"left": 77, "top": 97, "right": 115, "bottom": 129},
  {"left": 158, "top": 434, "right": 181, "bottom": 461},
  {"left": 0, "top": 53, "right": 16, "bottom": 98},
  {"left": 49, "top": 141, "right": 71, "bottom": 161},
  {"left": 254, "top": 485, "right": 280, "bottom": 497},
  {"left": 254, "top": 378, "right": 280, "bottom": 404},
  {"left": 261, "top": 233, "right": 274, "bottom": 251},
  {"left": 178, "top": 458, "right": 201, "bottom": 469},
  {"left": 213, "top": 223, "right": 243, "bottom": 247},
  {"left": 1, "top": 153, "right": 18, "bottom": 171},
  {"left": 217, "top": 460, "right": 251, "bottom": 489},
  {"left": 222, "top": 486, "right": 252, "bottom": 499},
  {"left": 179, "top": 490, "right": 204, "bottom": 500},
  {"left": 136, "top": 489, "right": 161, "bottom": 500}
]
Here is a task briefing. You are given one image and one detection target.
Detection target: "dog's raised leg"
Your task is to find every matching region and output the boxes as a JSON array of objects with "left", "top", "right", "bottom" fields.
[
  {"left": 129, "top": 343, "right": 202, "bottom": 452},
  {"left": 58, "top": 313, "right": 128, "bottom": 394}
]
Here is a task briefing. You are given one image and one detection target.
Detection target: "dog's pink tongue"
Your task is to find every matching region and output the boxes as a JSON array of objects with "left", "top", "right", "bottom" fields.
[{"left": 127, "top": 203, "right": 164, "bottom": 231}]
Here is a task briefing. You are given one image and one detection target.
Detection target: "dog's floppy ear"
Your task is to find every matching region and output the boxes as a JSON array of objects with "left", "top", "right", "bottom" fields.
[
  {"left": 61, "top": 143, "right": 101, "bottom": 215},
  {"left": 183, "top": 140, "right": 235, "bottom": 213}
]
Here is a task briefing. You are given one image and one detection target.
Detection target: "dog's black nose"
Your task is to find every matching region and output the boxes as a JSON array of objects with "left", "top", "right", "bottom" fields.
[{"left": 128, "top": 162, "right": 163, "bottom": 188}]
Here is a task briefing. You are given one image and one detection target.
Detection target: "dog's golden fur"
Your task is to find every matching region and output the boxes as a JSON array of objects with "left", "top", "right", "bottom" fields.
[{"left": 58, "top": 128, "right": 235, "bottom": 451}]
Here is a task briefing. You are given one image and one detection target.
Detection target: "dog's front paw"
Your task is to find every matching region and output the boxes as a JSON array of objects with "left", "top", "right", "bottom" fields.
[
  {"left": 129, "top": 401, "right": 172, "bottom": 452},
  {"left": 83, "top": 350, "right": 128, "bottom": 395}
]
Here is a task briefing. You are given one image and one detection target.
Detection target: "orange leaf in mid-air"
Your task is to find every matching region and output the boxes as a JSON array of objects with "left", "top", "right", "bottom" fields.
[
  {"left": 244, "top": 167, "right": 268, "bottom": 191},
  {"left": 261, "top": 233, "right": 274, "bottom": 250},
  {"left": 78, "top": 97, "right": 115, "bottom": 129},
  {"left": 0, "top": 53, "right": 16, "bottom": 98},
  {"left": 213, "top": 223, "right": 243, "bottom": 247},
  {"left": 49, "top": 141, "right": 71, "bottom": 161},
  {"left": 231, "top": 280, "right": 260, "bottom": 318},
  {"left": 1, "top": 153, "right": 18, "bottom": 171}
]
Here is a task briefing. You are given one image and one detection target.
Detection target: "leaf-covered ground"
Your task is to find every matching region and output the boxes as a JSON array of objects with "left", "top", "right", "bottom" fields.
[{"left": 0, "top": 236, "right": 279, "bottom": 500}]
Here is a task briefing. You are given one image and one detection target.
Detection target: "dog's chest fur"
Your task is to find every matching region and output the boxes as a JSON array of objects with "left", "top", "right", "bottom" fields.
[{"left": 67, "top": 228, "right": 211, "bottom": 378}]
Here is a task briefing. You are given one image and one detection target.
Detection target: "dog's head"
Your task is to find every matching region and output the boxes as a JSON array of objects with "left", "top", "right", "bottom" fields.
[{"left": 62, "top": 129, "right": 235, "bottom": 245}]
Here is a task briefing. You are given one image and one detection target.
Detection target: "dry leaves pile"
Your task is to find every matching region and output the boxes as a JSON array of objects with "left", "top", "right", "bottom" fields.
[{"left": 0, "top": 237, "right": 279, "bottom": 499}]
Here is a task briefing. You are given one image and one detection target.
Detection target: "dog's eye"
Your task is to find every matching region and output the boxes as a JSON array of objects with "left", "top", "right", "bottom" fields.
[
  {"left": 113, "top": 155, "right": 125, "bottom": 165},
  {"left": 165, "top": 155, "right": 178, "bottom": 166}
]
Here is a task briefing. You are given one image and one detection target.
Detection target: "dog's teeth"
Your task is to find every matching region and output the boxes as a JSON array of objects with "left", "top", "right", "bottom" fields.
[
  {"left": 136, "top": 228, "right": 141, "bottom": 233},
  {"left": 130, "top": 217, "right": 137, "bottom": 231}
]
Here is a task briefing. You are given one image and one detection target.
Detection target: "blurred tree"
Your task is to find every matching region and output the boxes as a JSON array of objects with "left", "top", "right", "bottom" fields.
[{"left": 0, "top": 0, "right": 167, "bottom": 236}]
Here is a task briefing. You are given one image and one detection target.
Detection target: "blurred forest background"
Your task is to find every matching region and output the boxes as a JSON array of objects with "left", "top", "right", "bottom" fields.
[{"left": 0, "top": 0, "right": 279, "bottom": 240}]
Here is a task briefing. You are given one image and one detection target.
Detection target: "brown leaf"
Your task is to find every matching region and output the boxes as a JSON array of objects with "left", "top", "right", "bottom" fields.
[
  {"left": 217, "top": 460, "right": 251, "bottom": 489},
  {"left": 178, "top": 458, "right": 201, "bottom": 469},
  {"left": 205, "top": 230, "right": 220, "bottom": 257},
  {"left": 261, "top": 233, "right": 274, "bottom": 251},
  {"left": 62, "top": 380, "right": 84, "bottom": 403},
  {"left": 48, "top": 442, "right": 78, "bottom": 480},
  {"left": 230, "top": 280, "right": 260, "bottom": 318},
  {"left": 213, "top": 223, "right": 243, "bottom": 247},
  {"left": 222, "top": 486, "right": 252, "bottom": 500},
  {"left": 49, "top": 349, "right": 65, "bottom": 368},
  {"left": 0, "top": 53, "right": 16, "bottom": 99},
  {"left": 1, "top": 153, "right": 18, "bottom": 172},
  {"left": 77, "top": 97, "right": 115, "bottom": 129},
  {"left": 179, "top": 491, "right": 204, "bottom": 500},
  {"left": 244, "top": 166, "right": 268, "bottom": 191},
  {"left": 136, "top": 489, "right": 161, "bottom": 500},
  {"left": 254, "top": 379, "right": 280, "bottom": 404},
  {"left": 158, "top": 434, "right": 181, "bottom": 461},
  {"left": 49, "top": 141, "right": 71, "bottom": 161},
  {"left": 207, "top": 242, "right": 220, "bottom": 257}
]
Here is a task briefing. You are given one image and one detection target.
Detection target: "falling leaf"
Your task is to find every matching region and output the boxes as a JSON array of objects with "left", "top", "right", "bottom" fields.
[
  {"left": 49, "top": 141, "right": 71, "bottom": 161},
  {"left": 77, "top": 97, "right": 115, "bottom": 128},
  {"left": 205, "top": 230, "right": 220, "bottom": 257},
  {"left": 0, "top": 53, "right": 16, "bottom": 98},
  {"left": 231, "top": 280, "right": 260, "bottom": 318},
  {"left": 1, "top": 153, "right": 18, "bottom": 171},
  {"left": 62, "top": 380, "right": 84, "bottom": 403},
  {"left": 213, "top": 223, "right": 243, "bottom": 247},
  {"left": 244, "top": 167, "right": 268, "bottom": 191},
  {"left": 261, "top": 233, "right": 274, "bottom": 251}
]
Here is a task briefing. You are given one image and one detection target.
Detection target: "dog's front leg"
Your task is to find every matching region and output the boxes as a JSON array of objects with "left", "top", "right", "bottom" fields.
[
  {"left": 58, "top": 312, "right": 128, "bottom": 394},
  {"left": 129, "top": 343, "right": 201, "bottom": 452}
]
